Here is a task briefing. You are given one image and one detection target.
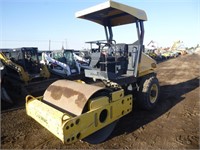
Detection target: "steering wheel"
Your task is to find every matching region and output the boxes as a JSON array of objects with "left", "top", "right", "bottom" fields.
[{"left": 101, "top": 41, "right": 116, "bottom": 56}]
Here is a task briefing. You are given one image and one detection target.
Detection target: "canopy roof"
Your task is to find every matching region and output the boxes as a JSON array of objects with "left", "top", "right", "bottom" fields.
[{"left": 75, "top": 0, "right": 147, "bottom": 27}]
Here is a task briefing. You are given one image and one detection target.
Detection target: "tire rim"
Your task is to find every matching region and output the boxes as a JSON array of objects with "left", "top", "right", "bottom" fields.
[{"left": 150, "top": 84, "right": 158, "bottom": 103}]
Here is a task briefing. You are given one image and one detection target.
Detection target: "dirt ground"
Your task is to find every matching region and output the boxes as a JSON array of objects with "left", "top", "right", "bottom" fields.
[{"left": 1, "top": 52, "right": 200, "bottom": 149}]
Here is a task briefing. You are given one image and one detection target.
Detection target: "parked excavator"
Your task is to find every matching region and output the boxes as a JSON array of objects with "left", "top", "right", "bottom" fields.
[
  {"left": 0, "top": 47, "right": 56, "bottom": 102},
  {"left": 26, "top": 1, "right": 160, "bottom": 144},
  {"left": 0, "top": 60, "right": 13, "bottom": 104}
]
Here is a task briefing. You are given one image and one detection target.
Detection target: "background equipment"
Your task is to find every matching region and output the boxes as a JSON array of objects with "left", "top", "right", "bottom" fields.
[
  {"left": 0, "top": 47, "right": 55, "bottom": 104},
  {"left": 41, "top": 49, "right": 91, "bottom": 79}
]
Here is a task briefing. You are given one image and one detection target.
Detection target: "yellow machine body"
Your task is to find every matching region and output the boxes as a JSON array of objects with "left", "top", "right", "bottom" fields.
[
  {"left": 139, "top": 53, "right": 157, "bottom": 77},
  {"left": 25, "top": 1, "right": 159, "bottom": 145},
  {"left": 26, "top": 81, "right": 132, "bottom": 144}
]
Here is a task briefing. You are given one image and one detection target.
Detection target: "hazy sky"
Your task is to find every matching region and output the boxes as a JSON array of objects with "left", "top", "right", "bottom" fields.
[{"left": 1, "top": 0, "right": 199, "bottom": 50}]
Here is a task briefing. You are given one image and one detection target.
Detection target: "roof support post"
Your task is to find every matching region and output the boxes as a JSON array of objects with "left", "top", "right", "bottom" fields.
[
  {"left": 104, "top": 26, "right": 109, "bottom": 42},
  {"left": 134, "top": 20, "right": 144, "bottom": 77},
  {"left": 108, "top": 26, "right": 113, "bottom": 42},
  {"left": 104, "top": 25, "right": 113, "bottom": 44}
]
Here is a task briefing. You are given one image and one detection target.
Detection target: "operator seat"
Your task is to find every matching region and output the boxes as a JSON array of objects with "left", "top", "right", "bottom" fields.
[{"left": 115, "top": 44, "right": 129, "bottom": 74}]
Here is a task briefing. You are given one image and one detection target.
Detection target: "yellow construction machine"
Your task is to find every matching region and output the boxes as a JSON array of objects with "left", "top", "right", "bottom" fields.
[
  {"left": 26, "top": 1, "right": 160, "bottom": 144},
  {"left": 0, "top": 47, "right": 56, "bottom": 102}
]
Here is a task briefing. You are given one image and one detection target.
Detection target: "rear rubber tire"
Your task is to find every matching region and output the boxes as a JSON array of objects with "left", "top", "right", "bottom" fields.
[{"left": 137, "top": 75, "right": 160, "bottom": 110}]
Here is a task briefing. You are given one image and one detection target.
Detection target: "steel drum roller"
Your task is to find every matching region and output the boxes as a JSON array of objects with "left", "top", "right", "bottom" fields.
[
  {"left": 43, "top": 80, "right": 105, "bottom": 116},
  {"left": 43, "top": 79, "right": 117, "bottom": 143}
]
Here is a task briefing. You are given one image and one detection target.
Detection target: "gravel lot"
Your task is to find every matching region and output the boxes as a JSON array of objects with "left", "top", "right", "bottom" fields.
[{"left": 1, "top": 52, "right": 199, "bottom": 149}]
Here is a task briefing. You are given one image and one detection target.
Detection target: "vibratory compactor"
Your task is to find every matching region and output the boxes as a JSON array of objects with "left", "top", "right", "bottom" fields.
[{"left": 26, "top": 0, "right": 160, "bottom": 144}]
